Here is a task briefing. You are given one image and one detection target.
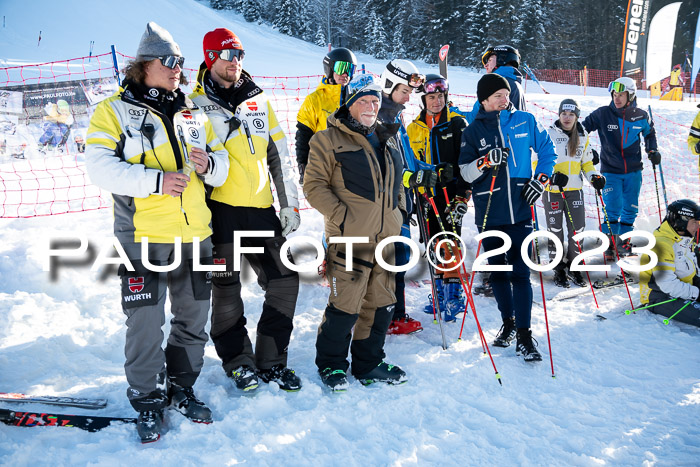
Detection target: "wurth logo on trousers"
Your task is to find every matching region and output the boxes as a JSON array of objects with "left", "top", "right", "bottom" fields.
[{"left": 124, "top": 293, "right": 152, "bottom": 302}]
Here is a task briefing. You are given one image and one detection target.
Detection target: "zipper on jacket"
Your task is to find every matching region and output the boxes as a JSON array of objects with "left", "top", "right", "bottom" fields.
[
  {"left": 621, "top": 108, "right": 627, "bottom": 173},
  {"left": 242, "top": 120, "right": 256, "bottom": 154},
  {"left": 504, "top": 133, "right": 515, "bottom": 224}
]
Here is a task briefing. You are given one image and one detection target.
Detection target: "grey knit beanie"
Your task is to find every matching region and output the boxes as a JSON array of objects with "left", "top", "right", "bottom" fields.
[{"left": 136, "top": 22, "right": 181, "bottom": 59}]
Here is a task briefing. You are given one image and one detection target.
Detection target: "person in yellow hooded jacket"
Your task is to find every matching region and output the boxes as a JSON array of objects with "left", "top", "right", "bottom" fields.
[
  {"left": 85, "top": 22, "right": 229, "bottom": 443},
  {"left": 295, "top": 47, "right": 357, "bottom": 184},
  {"left": 639, "top": 199, "right": 700, "bottom": 327},
  {"left": 190, "top": 28, "right": 302, "bottom": 393}
]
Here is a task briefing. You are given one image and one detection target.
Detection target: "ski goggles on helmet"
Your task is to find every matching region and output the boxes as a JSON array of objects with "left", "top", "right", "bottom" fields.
[
  {"left": 333, "top": 61, "right": 356, "bottom": 77},
  {"left": 481, "top": 50, "right": 495, "bottom": 67},
  {"left": 608, "top": 81, "right": 628, "bottom": 93},
  {"left": 208, "top": 49, "right": 245, "bottom": 62},
  {"left": 423, "top": 78, "right": 448, "bottom": 94},
  {"left": 157, "top": 55, "right": 185, "bottom": 69},
  {"left": 407, "top": 73, "right": 426, "bottom": 88}
]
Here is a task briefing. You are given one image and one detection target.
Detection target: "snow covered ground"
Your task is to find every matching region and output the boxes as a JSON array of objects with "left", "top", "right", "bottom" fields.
[{"left": 1, "top": 0, "right": 700, "bottom": 464}]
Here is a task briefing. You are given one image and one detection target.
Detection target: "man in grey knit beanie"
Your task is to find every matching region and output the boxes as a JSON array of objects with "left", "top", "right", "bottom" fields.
[{"left": 136, "top": 21, "right": 181, "bottom": 60}]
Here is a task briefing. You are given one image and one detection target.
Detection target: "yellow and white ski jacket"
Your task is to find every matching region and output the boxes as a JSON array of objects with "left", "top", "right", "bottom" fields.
[
  {"left": 86, "top": 82, "right": 229, "bottom": 243},
  {"left": 639, "top": 221, "right": 699, "bottom": 304},
  {"left": 535, "top": 121, "right": 598, "bottom": 192},
  {"left": 190, "top": 67, "right": 298, "bottom": 210}
]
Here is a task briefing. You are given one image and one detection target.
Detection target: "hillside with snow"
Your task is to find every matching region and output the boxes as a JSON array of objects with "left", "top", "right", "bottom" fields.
[{"left": 1, "top": 0, "right": 699, "bottom": 465}]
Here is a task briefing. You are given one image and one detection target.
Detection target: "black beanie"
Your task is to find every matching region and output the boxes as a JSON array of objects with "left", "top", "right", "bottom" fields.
[{"left": 477, "top": 73, "right": 511, "bottom": 103}]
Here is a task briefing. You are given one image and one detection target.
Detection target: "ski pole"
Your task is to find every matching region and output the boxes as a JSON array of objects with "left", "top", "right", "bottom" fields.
[
  {"left": 530, "top": 205, "right": 556, "bottom": 378},
  {"left": 594, "top": 193, "right": 609, "bottom": 279},
  {"left": 559, "top": 189, "right": 599, "bottom": 308},
  {"left": 414, "top": 188, "right": 448, "bottom": 350},
  {"left": 418, "top": 192, "right": 441, "bottom": 325},
  {"left": 663, "top": 300, "right": 693, "bottom": 325},
  {"left": 658, "top": 162, "right": 669, "bottom": 210},
  {"left": 652, "top": 165, "right": 663, "bottom": 223},
  {"left": 624, "top": 297, "right": 678, "bottom": 315},
  {"left": 427, "top": 193, "right": 501, "bottom": 384},
  {"left": 440, "top": 187, "right": 487, "bottom": 353},
  {"left": 597, "top": 190, "right": 635, "bottom": 310}
]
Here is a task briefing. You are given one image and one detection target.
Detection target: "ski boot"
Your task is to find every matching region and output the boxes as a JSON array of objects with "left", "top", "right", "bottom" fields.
[
  {"left": 387, "top": 315, "right": 423, "bottom": 335},
  {"left": 553, "top": 268, "right": 570, "bottom": 288},
  {"left": 137, "top": 409, "right": 163, "bottom": 443},
  {"left": 515, "top": 328, "right": 542, "bottom": 362},
  {"left": 168, "top": 384, "right": 212, "bottom": 424},
  {"left": 353, "top": 362, "right": 407, "bottom": 386},
  {"left": 319, "top": 368, "right": 349, "bottom": 393},
  {"left": 493, "top": 317, "right": 516, "bottom": 348},
  {"left": 567, "top": 269, "right": 586, "bottom": 287},
  {"left": 423, "top": 278, "right": 445, "bottom": 315},
  {"left": 228, "top": 365, "right": 260, "bottom": 392},
  {"left": 443, "top": 281, "right": 465, "bottom": 322},
  {"left": 257, "top": 364, "right": 302, "bottom": 392}
]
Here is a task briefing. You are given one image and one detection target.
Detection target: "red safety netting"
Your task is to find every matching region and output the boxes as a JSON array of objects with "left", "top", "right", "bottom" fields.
[{"left": 0, "top": 53, "right": 697, "bottom": 222}]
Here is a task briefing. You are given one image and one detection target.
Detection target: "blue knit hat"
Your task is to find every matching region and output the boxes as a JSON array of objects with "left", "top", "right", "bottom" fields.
[{"left": 344, "top": 74, "right": 382, "bottom": 108}]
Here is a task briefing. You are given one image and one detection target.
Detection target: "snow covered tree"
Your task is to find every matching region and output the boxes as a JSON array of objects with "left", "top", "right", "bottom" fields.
[
  {"left": 365, "top": 8, "right": 389, "bottom": 59},
  {"left": 273, "top": 0, "right": 300, "bottom": 36},
  {"left": 241, "top": 0, "right": 262, "bottom": 23}
]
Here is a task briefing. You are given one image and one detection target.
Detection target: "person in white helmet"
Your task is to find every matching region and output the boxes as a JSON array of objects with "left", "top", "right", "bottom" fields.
[
  {"left": 377, "top": 59, "right": 432, "bottom": 335},
  {"left": 582, "top": 77, "right": 659, "bottom": 259}
]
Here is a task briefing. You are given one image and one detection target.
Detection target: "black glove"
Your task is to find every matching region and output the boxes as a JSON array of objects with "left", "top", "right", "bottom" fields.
[
  {"left": 648, "top": 150, "right": 661, "bottom": 166},
  {"left": 476, "top": 148, "right": 508, "bottom": 172},
  {"left": 298, "top": 163, "right": 306, "bottom": 185},
  {"left": 445, "top": 195, "right": 469, "bottom": 225},
  {"left": 591, "top": 148, "right": 600, "bottom": 166},
  {"left": 435, "top": 162, "right": 454, "bottom": 185},
  {"left": 522, "top": 173, "right": 549, "bottom": 205},
  {"left": 590, "top": 174, "right": 606, "bottom": 191},
  {"left": 404, "top": 169, "right": 437, "bottom": 189},
  {"left": 695, "top": 141, "right": 700, "bottom": 154},
  {"left": 551, "top": 172, "right": 569, "bottom": 190}
]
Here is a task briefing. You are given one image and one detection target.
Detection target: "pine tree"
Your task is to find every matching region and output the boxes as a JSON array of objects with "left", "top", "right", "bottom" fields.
[
  {"left": 315, "top": 24, "right": 327, "bottom": 48},
  {"left": 274, "top": 0, "right": 298, "bottom": 36},
  {"left": 365, "top": 8, "right": 389, "bottom": 59},
  {"left": 242, "top": 0, "right": 262, "bottom": 23}
]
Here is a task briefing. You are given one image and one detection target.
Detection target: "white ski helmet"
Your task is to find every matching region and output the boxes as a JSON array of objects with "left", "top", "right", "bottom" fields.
[
  {"left": 608, "top": 77, "right": 637, "bottom": 102},
  {"left": 380, "top": 59, "right": 424, "bottom": 96}
]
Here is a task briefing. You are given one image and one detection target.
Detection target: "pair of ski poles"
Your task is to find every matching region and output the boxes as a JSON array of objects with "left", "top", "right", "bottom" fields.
[{"left": 625, "top": 298, "right": 695, "bottom": 325}]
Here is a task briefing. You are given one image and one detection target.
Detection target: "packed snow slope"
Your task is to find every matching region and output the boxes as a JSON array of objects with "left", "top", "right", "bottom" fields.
[{"left": 1, "top": 0, "right": 700, "bottom": 465}]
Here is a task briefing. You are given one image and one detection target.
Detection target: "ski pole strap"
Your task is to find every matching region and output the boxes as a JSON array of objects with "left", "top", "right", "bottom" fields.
[
  {"left": 625, "top": 297, "right": 678, "bottom": 315},
  {"left": 663, "top": 300, "right": 693, "bottom": 325}
]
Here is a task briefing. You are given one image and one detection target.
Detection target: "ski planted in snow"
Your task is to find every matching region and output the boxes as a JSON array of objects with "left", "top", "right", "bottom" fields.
[
  {"left": 0, "top": 408, "right": 136, "bottom": 432},
  {"left": 439, "top": 44, "right": 449, "bottom": 79},
  {"left": 0, "top": 392, "right": 107, "bottom": 410}
]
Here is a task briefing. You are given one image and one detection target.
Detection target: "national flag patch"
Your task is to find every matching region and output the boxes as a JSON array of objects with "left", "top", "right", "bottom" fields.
[
  {"left": 246, "top": 101, "right": 258, "bottom": 111},
  {"left": 213, "top": 258, "right": 226, "bottom": 265}
]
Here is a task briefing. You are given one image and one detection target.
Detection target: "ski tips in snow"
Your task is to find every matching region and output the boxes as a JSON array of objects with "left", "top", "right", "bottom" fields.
[
  {"left": 0, "top": 393, "right": 108, "bottom": 409},
  {"left": 0, "top": 408, "right": 136, "bottom": 432}
]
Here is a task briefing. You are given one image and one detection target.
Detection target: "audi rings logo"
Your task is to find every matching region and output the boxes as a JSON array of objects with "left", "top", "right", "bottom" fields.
[
  {"left": 253, "top": 118, "right": 264, "bottom": 130},
  {"left": 149, "top": 89, "right": 159, "bottom": 98},
  {"left": 128, "top": 109, "right": 146, "bottom": 116},
  {"left": 201, "top": 105, "right": 219, "bottom": 112},
  {"left": 188, "top": 128, "right": 199, "bottom": 139}
]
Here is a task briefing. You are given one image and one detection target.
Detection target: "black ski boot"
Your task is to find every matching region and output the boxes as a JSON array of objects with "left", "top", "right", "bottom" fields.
[
  {"left": 137, "top": 409, "right": 163, "bottom": 443},
  {"left": 319, "top": 368, "right": 349, "bottom": 393},
  {"left": 567, "top": 269, "right": 586, "bottom": 287},
  {"left": 228, "top": 365, "right": 259, "bottom": 392},
  {"left": 516, "top": 328, "right": 542, "bottom": 362},
  {"left": 553, "top": 268, "right": 570, "bottom": 288},
  {"left": 493, "top": 317, "right": 516, "bottom": 347},
  {"left": 353, "top": 362, "right": 407, "bottom": 386},
  {"left": 169, "top": 384, "right": 212, "bottom": 424},
  {"left": 258, "top": 364, "right": 302, "bottom": 392}
]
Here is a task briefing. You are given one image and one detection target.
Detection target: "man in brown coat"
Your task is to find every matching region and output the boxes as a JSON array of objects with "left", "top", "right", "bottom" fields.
[{"left": 304, "top": 74, "right": 419, "bottom": 392}]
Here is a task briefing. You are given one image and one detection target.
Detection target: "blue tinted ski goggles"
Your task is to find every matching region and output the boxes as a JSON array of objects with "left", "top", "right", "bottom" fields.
[
  {"left": 208, "top": 49, "right": 245, "bottom": 62},
  {"left": 155, "top": 55, "right": 185, "bottom": 69}
]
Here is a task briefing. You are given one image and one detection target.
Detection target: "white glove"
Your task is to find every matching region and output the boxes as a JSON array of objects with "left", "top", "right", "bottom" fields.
[{"left": 280, "top": 206, "right": 301, "bottom": 237}]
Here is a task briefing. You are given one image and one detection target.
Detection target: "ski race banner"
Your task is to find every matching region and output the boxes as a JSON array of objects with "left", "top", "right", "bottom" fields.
[
  {"left": 0, "top": 77, "right": 118, "bottom": 161},
  {"left": 645, "top": 2, "right": 683, "bottom": 87},
  {"left": 620, "top": 0, "right": 652, "bottom": 77}
]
